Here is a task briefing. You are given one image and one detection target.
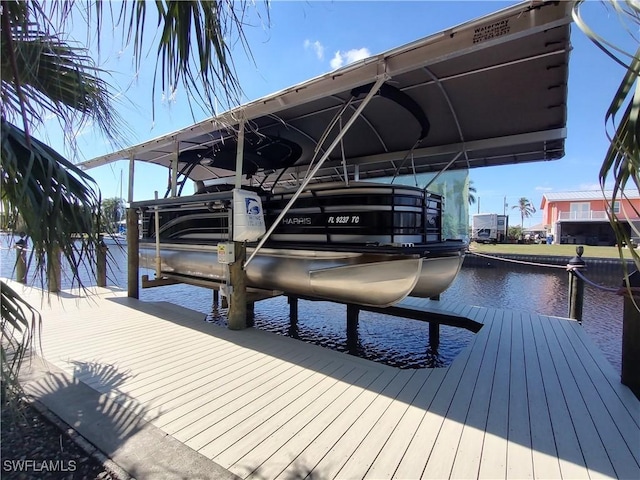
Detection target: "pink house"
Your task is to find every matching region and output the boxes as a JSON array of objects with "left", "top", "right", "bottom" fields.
[{"left": 540, "top": 190, "right": 640, "bottom": 245}]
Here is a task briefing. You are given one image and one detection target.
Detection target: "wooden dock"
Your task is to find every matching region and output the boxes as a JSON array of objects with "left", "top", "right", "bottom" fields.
[{"left": 11, "top": 281, "right": 640, "bottom": 479}]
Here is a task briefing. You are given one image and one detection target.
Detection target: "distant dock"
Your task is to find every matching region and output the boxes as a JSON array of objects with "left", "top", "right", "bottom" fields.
[{"left": 12, "top": 279, "right": 640, "bottom": 479}]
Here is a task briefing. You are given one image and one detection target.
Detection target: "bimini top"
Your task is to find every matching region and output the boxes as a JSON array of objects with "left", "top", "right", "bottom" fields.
[{"left": 79, "top": 0, "right": 572, "bottom": 190}]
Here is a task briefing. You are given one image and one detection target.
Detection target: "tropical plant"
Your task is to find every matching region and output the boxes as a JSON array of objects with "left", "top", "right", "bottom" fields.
[
  {"left": 100, "top": 197, "right": 126, "bottom": 233},
  {"left": 0, "top": 0, "right": 264, "bottom": 402},
  {"left": 512, "top": 197, "right": 536, "bottom": 230},
  {"left": 572, "top": 0, "right": 639, "bottom": 271}
]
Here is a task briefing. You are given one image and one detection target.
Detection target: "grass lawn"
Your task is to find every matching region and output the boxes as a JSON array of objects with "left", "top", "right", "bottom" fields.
[{"left": 470, "top": 242, "right": 639, "bottom": 260}]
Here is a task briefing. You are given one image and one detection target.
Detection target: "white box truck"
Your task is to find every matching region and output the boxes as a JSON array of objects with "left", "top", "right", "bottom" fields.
[{"left": 472, "top": 213, "right": 508, "bottom": 243}]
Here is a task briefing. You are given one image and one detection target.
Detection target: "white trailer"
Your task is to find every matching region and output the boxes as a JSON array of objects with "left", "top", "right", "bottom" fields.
[{"left": 472, "top": 213, "right": 508, "bottom": 243}]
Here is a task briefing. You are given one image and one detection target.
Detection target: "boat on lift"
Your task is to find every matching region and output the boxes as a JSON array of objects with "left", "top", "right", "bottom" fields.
[
  {"left": 86, "top": 1, "right": 571, "bottom": 307},
  {"left": 133, "top": 174, "right": 466, "bottom": 306}
]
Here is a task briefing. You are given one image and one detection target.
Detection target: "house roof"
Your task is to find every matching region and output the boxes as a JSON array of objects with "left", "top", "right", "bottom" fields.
[
  {"left": 541, "top": 190, "right": 640, "bottom": 208},
  {"left": 78, "top": 1, "right": 572, "bottom": 191}
]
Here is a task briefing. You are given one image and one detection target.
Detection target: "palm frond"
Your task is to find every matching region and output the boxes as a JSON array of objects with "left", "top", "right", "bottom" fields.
[
  {"left": 1, "top": 280, "right": 41, "bottom": 403},
  {"left": 1, "top": 118, "right": 104, "bottom": 290},
  {"left": 104, "top": 0, "right": 268, "bottom": 119},
  {"left": 0, "top": 6, "right": 127, "bottom": 151}
]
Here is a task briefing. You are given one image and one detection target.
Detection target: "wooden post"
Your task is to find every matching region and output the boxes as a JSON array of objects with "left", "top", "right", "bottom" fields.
[
  {"left": 15, "top": 243, "right": 27, "bottom": 284},
  {"left": 97, "top": 239, "right": 107, "bottom": 288},
  {"left": 567, "top": 246, "right": 586, "bottom": 322},
  {"left": 346, "top": 304, "right": 360, "bottom": 353},
  {"left": 127, "top": 208, "right": 139, "bottom": 299},
  {"left": 622, "top": 270, "right": 640, "bottom": 399},
  {"left": 228, "top": 242, "right": 247, "bottom": 330},
  {"left": 48, "top": 246, "right": 61, "bottom": 293}
]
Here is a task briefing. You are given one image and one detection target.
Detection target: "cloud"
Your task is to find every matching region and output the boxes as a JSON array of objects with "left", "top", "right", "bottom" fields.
[
  {"left": 330, "top": 48, "right": 371, "bottom": 69},
  {"left": 535, "top": 186, "right": 553, "bottom": 192},
  {"left": 304, "top": 39, "right": 324, "bottom": 60}
]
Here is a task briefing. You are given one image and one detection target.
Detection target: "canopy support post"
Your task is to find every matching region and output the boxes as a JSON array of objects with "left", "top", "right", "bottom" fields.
[
  {"left": 127, "top": 153, "right": 139, "bottom": 298},
  {"left": 229, "top": 119, "right": 248, "bottom": 330},
  {"left": 170, "top": 140, "right": 179, "bottom": 197},
  {"left": 244, "top": 74, "right": 389, "bottom": 269}
]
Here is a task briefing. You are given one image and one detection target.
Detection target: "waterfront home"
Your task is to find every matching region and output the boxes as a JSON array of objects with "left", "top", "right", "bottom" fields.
[{"left": 540, "top": 190, "right": 640, "bottom": 245}]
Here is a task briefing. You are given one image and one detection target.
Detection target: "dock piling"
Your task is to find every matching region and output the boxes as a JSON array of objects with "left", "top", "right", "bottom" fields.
[
  {"left": 347, "top": 304, "right": 360, "bottom": 353},
  {"left": 47, "top": 246, "right": 61, "bottom": 293},
  {"left": 429, "top": 322, "right": 440, "bottom": 350},
  {"left": 97, "top": 239, "right": 107, "bottom": 288},
  {"left": 127, "top": 208, "right": 140, "bottom": 299},
  {"left": 228, "top": 242, "right": 247, "bottom": 330},
  {"left": 567, "top": 246, "right": 586, "bottom": 322},
  {"left": 15, "top": 242, "right": 27, "bottom": 284},
  {"left": 622, "top": 270, "right": 640, "bottom": 399}
]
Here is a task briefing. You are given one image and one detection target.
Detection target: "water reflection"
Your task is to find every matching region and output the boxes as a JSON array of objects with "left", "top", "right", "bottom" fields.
[{"left": 0, "top": 236, "right": 625, "bottom": 372}]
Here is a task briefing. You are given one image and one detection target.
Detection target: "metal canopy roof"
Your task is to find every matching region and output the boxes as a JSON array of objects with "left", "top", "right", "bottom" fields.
[{"left": 79, "top": 0, "right": 572, "bottom": 191}]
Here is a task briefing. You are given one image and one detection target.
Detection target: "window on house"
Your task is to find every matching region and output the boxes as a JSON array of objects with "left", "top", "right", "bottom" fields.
[
  {"left": 613, "top": 201, "right": 621, "bottom": 214},
  {"left": 570, "top": 202, "right": 590, "bottom": 220}
]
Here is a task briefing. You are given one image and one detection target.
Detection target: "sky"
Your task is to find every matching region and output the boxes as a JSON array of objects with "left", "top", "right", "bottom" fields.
[{"left": 36, "top": 0, "right": 639, "bottom": 230}]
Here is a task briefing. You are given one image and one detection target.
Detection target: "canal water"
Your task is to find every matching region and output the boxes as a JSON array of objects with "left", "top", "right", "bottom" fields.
[{"left": 0, "top": 237, "right": 626, "bottom": 373}]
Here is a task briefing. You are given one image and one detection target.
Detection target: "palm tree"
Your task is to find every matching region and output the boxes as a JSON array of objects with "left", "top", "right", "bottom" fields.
[
  {"left": 1, "top": 0, "right": 265, "bottom": 402},
  {"left": 572, "top": 1, "right": 639, "bottom": 270},
  {"left": 468, "top": 180, "right": 477, "bottom": 206},
  {"left": 512, "top": 197, "right": 536, "bottom": 230}
]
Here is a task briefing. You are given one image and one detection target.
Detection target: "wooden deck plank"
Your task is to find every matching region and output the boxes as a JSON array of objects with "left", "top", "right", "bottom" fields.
[
  {"left": 245, "top": 367, "right": 387, "bottom": 480},
  {"left": 448, "top": 308, "right": 502, "bottom": 479},
  {"left": 549, "top": 316, "right": 640, "bottom": 479},
  {"left": 520, "top": 311, "right": 562, "bottom": 480},
  {"left": 213, "top": 362, "right": 359, "bottom": 467},
  {"left": 477, "top": 309, "right": 511, "bottom": 479},
  {"left": 161, "top": 352, "right": 322, "bottom": 437},
  {"left": 199, "top": 359, "right": 350, "bottom": 462},
  {"left": 529, "top": 313, "right": 589, "bottom": 479},
  {"left": 335, "top": 369, "right": 430, "bottom": 479},
  {"left": 357, "top": 368, "right": 434, "bottom": 479},
  {"left": 273, "top": 368, "right": 399, "bottom": 480},
  {"left": 506, "top": 311, "right": 534, "bottom": 479},
  {"left": 421, "top": 308, "right": 496, "bottom": 479},
  {"left": 8, "top": 280, "right": 640, "bottom": 480},
  {"left": 304, "top": 369, "right": 414, "bottom": 479},
  {"left": 539, "top": 315, "right": 617, "bottom": 478},
  {"left": 556, "top": 317, "right": 640, "bottom": 431},
  {"left": 228, "top": 364, "right": 369, "bottom": 478},
  {"left": 392, "top": 311, "right": 484, "bottom": 479}
]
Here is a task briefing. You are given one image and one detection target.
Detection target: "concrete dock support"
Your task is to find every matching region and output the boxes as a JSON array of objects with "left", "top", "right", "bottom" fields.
[{"left": 622, "top": 270, "right": 640, "bottom": 399}]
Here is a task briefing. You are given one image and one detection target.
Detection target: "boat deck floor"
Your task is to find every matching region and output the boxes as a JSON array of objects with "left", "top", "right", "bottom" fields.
[{"left": 10, "top": 280, "right": 640, "bottom": 479}]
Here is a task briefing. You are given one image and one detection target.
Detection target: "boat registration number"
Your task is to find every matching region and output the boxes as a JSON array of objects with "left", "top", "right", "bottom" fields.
[{"left": 328, "top": 215, "right": 360, "bottom": 224}]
